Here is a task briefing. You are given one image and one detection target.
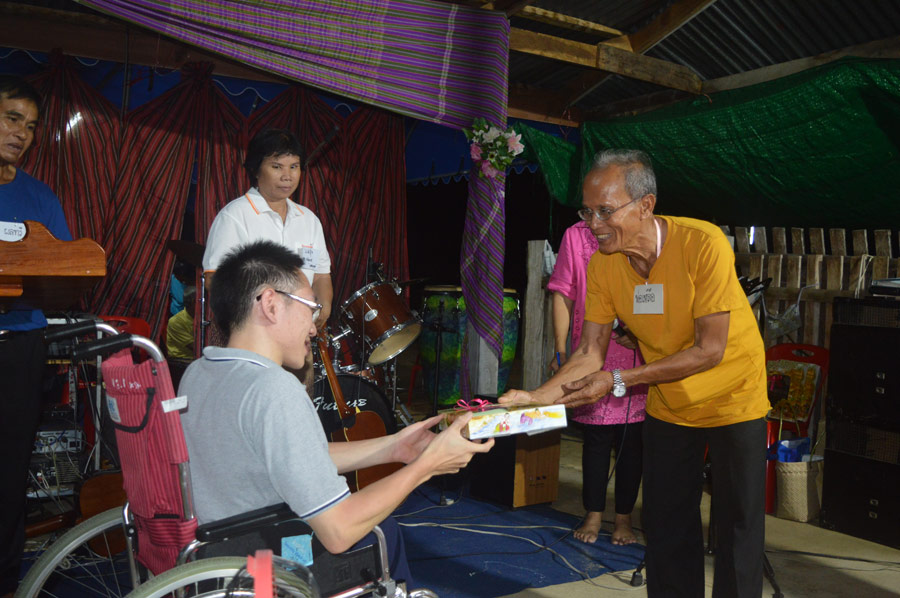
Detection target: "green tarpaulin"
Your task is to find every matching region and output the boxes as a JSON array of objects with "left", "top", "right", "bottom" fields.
[{"left": 521, "top": 58, "right": 900, "bottom": 230}]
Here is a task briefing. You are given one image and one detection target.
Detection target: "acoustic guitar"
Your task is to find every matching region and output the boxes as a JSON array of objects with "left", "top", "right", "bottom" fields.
[{"left": 316, "top": 336, "right": 401, "bottom": 491}]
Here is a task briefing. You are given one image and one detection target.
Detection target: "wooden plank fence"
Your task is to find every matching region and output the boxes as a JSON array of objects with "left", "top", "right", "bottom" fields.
[{"left": 522, "top": 228, "right": 898, "bottom": 390}]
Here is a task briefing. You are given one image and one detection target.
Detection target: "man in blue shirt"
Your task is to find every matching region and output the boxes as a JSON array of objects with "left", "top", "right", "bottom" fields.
[{"left": 0, "top": 75, "right": 72, "bottom": 597}]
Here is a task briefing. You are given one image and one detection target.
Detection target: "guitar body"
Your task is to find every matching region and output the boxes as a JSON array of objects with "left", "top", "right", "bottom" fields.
[
  {"left": 318, "top": 336, "right": 401, "bottom": 492},
  {"left": 329, "top": 411, "right": 403, "bottom": 492}
]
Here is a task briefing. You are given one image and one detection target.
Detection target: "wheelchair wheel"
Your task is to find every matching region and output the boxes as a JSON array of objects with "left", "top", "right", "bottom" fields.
[
  {"left": 16, "top": 507, "right": 136, "bottom": 598},
  {"left": 122, "top": 556, "right": 316, "bottom": 597}
]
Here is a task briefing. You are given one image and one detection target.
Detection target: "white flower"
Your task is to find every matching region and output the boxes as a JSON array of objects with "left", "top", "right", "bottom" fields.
[{"left": 482, "top": 127, "right": 501, "bottom": 143}]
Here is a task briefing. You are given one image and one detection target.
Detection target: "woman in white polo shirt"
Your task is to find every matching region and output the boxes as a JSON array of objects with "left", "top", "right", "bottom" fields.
[{"left": 203, "top": 128, "right": 333, "bottom": 335}]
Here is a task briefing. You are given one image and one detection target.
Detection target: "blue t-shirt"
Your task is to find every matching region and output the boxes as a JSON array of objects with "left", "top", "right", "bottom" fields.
[{"left": 0, "top": 168, "right": 73, "bottom": 331}]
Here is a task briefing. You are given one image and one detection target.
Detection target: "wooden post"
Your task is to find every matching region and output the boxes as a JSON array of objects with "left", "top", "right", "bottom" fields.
[
  {"left": 524, "top": 240, "right": 548, "bottom": 391},
  {"left": 804, "top": 254, "right": 823, "bottom": 347}
]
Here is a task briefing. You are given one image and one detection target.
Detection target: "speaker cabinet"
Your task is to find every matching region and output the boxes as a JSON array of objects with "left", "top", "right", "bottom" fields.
[
  {"left": 821, "top": 448, "right": 900, "bottom": 549},
  {"left": 468, "top": 430, "right": 561, "bottom": 508},
  {"left": 828, "top": 324, "right": 900, "bottom": 429}
]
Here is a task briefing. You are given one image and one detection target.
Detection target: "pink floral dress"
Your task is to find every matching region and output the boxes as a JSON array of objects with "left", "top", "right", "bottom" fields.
[{"left": 546, "top": 222, "right": 647, "bottom": 425}]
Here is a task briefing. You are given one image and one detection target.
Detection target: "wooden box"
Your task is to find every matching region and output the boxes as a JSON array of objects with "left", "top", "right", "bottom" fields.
[{"left": 468, "top": 429, "right": 561, "bottom": 508}]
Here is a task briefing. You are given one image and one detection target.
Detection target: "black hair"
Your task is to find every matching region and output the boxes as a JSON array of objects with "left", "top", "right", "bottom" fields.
[
  {"left": 0, "top": 75, "right": 42, "bottom": 108},
  {"left": 210, "top": 240, "right": 305, "bottom": 342},
  {"left": 243, "top": 128, "right": 305, "bottom": 187}
]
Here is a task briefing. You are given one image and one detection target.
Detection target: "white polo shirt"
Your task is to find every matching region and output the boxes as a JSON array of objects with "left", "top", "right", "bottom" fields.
[{"left": 202, "top": 188, "right": 331, "bottom": 285}]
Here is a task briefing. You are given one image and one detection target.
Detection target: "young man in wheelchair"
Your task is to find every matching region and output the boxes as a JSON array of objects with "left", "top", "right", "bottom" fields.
[{"left": 179, "top": 240, "right": 494, "bottom": 586}]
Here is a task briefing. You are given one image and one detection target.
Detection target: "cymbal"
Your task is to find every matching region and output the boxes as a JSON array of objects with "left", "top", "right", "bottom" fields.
[
  {"left": 166, "top": 240, "right": 205, "bottom": 268},
  {"left": 397, "top": 277, "right": 429, "bottom": 287}
]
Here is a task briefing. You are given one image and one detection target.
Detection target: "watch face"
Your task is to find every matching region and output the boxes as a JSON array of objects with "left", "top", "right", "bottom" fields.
[{"left": 613, "top": 385, "right": 626, "bottom": 398}]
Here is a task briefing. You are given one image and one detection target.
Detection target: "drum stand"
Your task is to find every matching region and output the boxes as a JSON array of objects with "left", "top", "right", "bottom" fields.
[{"left": 387, "top": 357, "right": 415, "bottom": 428}]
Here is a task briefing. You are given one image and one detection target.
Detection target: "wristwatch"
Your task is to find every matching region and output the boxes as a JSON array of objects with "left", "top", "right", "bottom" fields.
[{"left": 611, "top": 369, "right": 627, "bottom": 398}]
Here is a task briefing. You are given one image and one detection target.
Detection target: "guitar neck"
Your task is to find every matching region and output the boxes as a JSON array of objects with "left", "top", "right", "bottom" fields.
[{"left": 315, "top": 336, "right": 355, "bottom": 421}]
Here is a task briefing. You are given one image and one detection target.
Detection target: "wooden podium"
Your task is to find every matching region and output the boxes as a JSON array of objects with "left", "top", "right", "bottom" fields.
[
  {"left": 468, "top": 430, "right": 561, "bottom": 508},
  {"left": 0, "top": 220, "right": 105, "bottom": 311}
]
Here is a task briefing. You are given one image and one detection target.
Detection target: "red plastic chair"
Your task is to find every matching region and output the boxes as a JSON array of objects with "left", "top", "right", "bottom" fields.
[
  {"left": 763, "top": 343, "right": 829, "bottom": 513},
  {"left": 100, "top": 315, "right": 152, "bottom": 339}
]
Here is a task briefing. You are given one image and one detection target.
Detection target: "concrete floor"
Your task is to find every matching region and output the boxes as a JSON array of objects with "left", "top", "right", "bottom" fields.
[{"left": 391, "top": 341, "right": 900, "bottom": 598}]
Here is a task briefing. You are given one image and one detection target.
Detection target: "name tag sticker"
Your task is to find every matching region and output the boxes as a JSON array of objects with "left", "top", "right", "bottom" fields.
[
  {"left": 107, "top": 396, "right": 121, "bottom": 423},
  {"left": 282, "top": 534, "right": 314, "bottom": 566},
  {"left": 0, "top": 222, "right": 26, "bottom": 242},
  {"left": 633, "top": 283, "right": 664, "bottom": 315},
  {"left": 162, "top": 395, "right": 188, "bottom": 413},
  {"left": 300, "top": 246, "right": 318, "bottom": 269}
]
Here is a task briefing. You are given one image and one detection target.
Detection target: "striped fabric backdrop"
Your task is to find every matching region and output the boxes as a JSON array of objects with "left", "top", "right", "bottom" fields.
[
  {"left": 23, "top": 50, "right": 121, "bottom": 249},
  {"left": 92, "top": 64, "right": 230, "bottom": 335},
  {"left": 75, "top": 0, "right": 509, "bottom": 130}
]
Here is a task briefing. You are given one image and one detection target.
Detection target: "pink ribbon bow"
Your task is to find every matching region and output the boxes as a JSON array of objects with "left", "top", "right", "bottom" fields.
[{"left": 456, "top": 398, "right": 491, "bottom": 412}]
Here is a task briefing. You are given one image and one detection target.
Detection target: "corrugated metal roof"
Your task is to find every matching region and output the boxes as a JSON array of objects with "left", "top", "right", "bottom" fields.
[{"left": 508, "top": 0, "right": 900, "bottom": 119}]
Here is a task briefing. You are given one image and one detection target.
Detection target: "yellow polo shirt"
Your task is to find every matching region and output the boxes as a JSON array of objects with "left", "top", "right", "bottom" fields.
[{"left": 585, "top": 216, "right": 769, "bottom": 427}]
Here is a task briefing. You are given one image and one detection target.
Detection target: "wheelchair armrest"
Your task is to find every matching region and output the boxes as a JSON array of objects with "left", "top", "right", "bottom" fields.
[{"left": 196, "top": 502, "right": 305, "bottom": 543}]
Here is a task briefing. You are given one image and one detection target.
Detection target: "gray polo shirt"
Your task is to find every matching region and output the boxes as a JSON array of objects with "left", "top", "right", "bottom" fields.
[{"left": 179, "top": 347, "right": 349, "bottom": 524}]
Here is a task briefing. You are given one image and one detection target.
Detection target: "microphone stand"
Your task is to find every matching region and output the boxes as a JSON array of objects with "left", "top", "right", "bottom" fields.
[{"left": 427, "top": 298, "right": 460, "bottom": 505}]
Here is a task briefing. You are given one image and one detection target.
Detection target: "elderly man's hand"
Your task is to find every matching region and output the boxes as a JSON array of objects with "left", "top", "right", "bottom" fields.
[
  {"left": 498, "top": 388, "right": 540, "bottom": 406},
  {"left": 555, "top": 371, "right": 613, "bottom": 408}
]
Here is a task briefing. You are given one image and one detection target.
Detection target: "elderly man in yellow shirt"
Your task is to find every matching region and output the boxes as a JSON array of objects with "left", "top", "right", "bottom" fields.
[{"left": 502, "top": 149, "right": 768, "bottom": 598}]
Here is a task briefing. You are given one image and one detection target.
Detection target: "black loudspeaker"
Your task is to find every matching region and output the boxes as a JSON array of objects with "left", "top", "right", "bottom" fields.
[
  {"left": 828, "top": 297, "right": 900, "bottom": 431},
  {"left": 821, "top": 448, "right": 900, "bottom": 549}
]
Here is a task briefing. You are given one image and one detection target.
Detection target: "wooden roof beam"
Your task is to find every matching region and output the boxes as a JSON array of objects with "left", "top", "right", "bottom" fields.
[
  {"left": 515, "top": 6, "right": 624, "bottom": 39},
  {"left": 561, "top": 0, "right": 718, "bottom": 107},
  {"left": 480, "top": 0, "right": 533, "bottom": 17},
  {"left": 510, "top": 27, "right": 702, "bottom": 94}
]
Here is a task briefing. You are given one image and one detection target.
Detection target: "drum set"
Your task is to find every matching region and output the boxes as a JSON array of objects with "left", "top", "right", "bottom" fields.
[{"left": 312, "top": 275, "right": 422, "bottom": 436}]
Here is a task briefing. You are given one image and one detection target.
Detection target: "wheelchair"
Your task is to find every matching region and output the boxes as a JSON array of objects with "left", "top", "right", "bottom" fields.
[{"left": 17, "top": 322, "right": 435, "bottom": 598}]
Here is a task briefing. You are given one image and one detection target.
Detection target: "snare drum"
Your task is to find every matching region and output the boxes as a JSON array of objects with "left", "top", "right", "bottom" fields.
[{"left": 341, "top": 281, "right": 421, "bottom": 365}]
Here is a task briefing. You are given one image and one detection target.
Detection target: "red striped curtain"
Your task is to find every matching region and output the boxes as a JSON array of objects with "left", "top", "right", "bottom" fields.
[
  {"left": 22, "top": 51, "right": 121, "bottom": 246},
  {"left": 94, "top": 64, "right": 238, "bottom": 334}
]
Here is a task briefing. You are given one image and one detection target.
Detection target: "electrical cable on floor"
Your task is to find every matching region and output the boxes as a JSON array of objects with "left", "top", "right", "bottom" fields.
[{"left": 400, "top": 522, "right": 644, "bottom": 591}]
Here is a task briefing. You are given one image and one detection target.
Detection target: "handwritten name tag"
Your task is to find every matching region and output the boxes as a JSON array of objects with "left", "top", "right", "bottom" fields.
[
  {"left": 0, "top": 222, "right": 26, "bottom": 242},
  {"left": 633, "top": 284, "right": 664, "bottom": 315}
]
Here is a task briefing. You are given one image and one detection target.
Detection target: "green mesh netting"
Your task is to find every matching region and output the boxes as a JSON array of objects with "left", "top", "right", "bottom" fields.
[{"left": 521, "top": 58, "right": 900, "bottom": 229}]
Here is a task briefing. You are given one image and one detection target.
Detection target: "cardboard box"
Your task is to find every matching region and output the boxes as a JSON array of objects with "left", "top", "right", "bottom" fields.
[{"left": 440, "top": 403, "right": 567, "bottom": 440}]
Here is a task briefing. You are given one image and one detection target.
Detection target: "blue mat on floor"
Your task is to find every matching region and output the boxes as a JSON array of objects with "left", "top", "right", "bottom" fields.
[{"left": 395, "top": 483, "right": 644, "bottom": 598}]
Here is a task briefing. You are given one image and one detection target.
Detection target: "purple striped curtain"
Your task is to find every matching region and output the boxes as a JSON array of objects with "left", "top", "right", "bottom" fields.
[{"left": 74, "top": 0, "right": 509, "bottom": 130}]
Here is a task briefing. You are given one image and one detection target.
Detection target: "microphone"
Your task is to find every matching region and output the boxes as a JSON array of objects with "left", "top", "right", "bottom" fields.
[{"left": 304, "top": 124, "right": 341, "bottom": 168}]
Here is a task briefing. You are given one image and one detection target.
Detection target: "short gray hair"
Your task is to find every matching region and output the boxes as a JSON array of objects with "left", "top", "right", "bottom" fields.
[{"left": 590, "top": 149, "right": 657, "bottom": 200}]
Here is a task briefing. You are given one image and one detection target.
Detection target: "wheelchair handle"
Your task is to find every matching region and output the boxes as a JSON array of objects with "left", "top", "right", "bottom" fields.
[
  {"left": 71, "top": 334, "right": 165, "bottom": 363},
  {"left": 44, "top": 319, "right": 121, "bottom": 342}
]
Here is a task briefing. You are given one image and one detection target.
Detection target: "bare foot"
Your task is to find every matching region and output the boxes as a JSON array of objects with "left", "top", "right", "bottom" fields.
[
  {"left": 573, "top": 511, "right": 603, "bottom": 543},
  {"left": 611, "top": 513, "right": 637, "bottom": 545}
]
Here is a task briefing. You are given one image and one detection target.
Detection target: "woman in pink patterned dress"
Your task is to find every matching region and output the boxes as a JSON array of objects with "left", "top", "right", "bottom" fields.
[{"left": 547, "top": 220, "right": 648, "bottom": 545}]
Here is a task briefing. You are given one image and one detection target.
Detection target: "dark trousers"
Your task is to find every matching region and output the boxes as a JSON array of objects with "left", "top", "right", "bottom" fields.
[
  {"left": 581, "top": 421, "right": 643, "bottom": 515},
  {"left": 352, "top": 516, "right": 413, "bottom": 588},
  {"left": 0, "top": 330, "right": 47, "bottom": 594},
  {"left": 642, "top": 415, "right": 766, "bottom": 598}
]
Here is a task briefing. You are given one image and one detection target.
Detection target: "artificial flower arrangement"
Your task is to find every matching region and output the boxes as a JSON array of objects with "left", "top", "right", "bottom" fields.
[{"left": 464, "top": 117, "right": 525, "bottom": 179}]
